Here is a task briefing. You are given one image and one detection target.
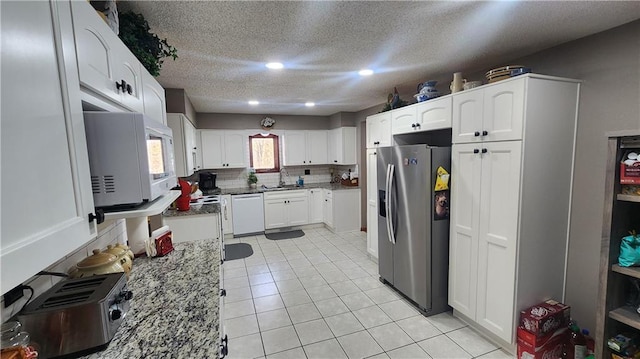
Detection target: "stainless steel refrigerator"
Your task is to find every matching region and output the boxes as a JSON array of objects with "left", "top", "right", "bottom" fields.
[{"left": 377, "top": 145, "right": 450, "bottom": 315}]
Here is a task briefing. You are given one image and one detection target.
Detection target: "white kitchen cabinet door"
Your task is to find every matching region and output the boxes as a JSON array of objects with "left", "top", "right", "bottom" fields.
[
  {"left": 114, "top": 42, "right": 144, "bottom": 113},
  {"left": 308, "top": 189, "right": 324, "bottom": 224},
  {"left": 200, "top": 130, "right": 224, "bottom": 168},
  {"left": 307, "top": 130, "right": 328, "bottom": 165},
  {"left": 328, "top": 127, "right": 356, "bottom": 165},
  {"left": 224, "top": 131, "right": 247, "bottom": 168},
  {"left": 141, "top": 69, "right": 167, "bottom": 125},
  {"left": 283, "top": 131, "right": 306, "bottom": 166},
  {"left": 168, "top": 114, "right": 197, "bottom": 177},
  {"left": 2, "top": 0, "right": 97, "bottom": 294},
  {"left": 323, "top": 190, "right": 334, "bottom": 228},
  {"left": 163, "top": 213, "right": 221, "bottom": 243},
  {"left": 448, "top": 143, "right": 482, "bottom": 319},
  {"left": 416, "top": 96, "right": 452, "bottom": 131},
  {"left": 452, "top": 89, "right": 484, "bottom": 144},
  {"left": 184, "top": 119, "right": 197, "bottom": 174},
  {"left": 475, "top": 140, "right": 522, "bottom": 342},
  {"left": 221, "top": 195, "right": 233, "bottom": 235},
  {"left": 287, "top": 196, "right": 309, "bottom": 227},
  {"left": 366, "top": 112, "right": 392, "bottom": 148},
  {"left": 483, "top": 79, "right": 525, "bottom": 143},
  {"left": 391, "top": 105, "right": 417, "bottom": 135},
  {"left": 366, "top": 149, "right": 378, "bottom": 258},
  {"left": 264, "top": 198, "right": 287, "bottom": 229},
  {"left": 328, "top": 129, "right": 339, "bottom": 165}
]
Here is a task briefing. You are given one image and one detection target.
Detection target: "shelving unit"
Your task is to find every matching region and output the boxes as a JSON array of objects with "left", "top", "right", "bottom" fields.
[{"left": 596, "top": 130, "right": 640, "bottom": 358}]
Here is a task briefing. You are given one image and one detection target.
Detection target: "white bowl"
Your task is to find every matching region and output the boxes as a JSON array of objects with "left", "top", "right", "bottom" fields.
[
  {"left": 190, "top": 200, "right": 203, "bottom": 210},
  {"left": 463, "top": 81, "right": 482, "bottom": 90}
]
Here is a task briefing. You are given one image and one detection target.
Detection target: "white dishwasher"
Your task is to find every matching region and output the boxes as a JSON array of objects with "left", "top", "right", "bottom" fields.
[{"left": 231, "top": 193, "right": 265, "bottom": 236}]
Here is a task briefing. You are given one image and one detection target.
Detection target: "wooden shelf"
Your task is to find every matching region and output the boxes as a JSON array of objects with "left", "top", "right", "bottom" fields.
[
  {"left": 609, "top": 306, "right": 640, "bottom": 330},
  {"left": 612, "top": 264, "right": 640, "bottom": 279},
  {"left": 617, "top": 194, "right": 640, "bottom": 202},
  {"left": 104, "top": 190, "right": 181, "bottom": 220}
]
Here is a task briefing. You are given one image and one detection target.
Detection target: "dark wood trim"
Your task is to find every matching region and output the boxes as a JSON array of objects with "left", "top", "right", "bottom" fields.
[{"left": 249, "top": 133, "right": 280, "bottom": 173}]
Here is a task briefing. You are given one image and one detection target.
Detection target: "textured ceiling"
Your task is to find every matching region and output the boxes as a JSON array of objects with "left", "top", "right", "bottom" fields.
[{"left": 119, "top": 1, "right": 640, "bottom": 116}]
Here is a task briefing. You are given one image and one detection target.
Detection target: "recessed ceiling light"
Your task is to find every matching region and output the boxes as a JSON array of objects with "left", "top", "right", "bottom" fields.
[
  {"left": 359, "top": 69, "right": 374, "bottom": 76},
  {"left": 305, "top": 102, "right": 315, "bottom": 107},
  {"left": 265, "top": 62, "right": 284, "bottom": 70},
  {"left": 248, "top": 100, "right": 260, "bottom": 105}
]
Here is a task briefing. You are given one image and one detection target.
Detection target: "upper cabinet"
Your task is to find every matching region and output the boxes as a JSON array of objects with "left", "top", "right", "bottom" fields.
[
  {"left": 283, "top": 130, "right": 328, "bottom": 166},
  {"left": 141, "top": 69, "right": 167, "bottom": 125},
  {"left": 1, "top": 0, "right": 97, "bottom": 294},
  {"left": 392, "top": 97, "right": 452, "bottom": 135},
  {"left": 452, "top": 80, "right": 524, "bottom": 144},
  {"left": 200, "top": 130, "right": 247, "bottom": 169},
  {"left": 71, "top": 0, "right": 164, "bottom": 119},
  {"left": 328, "top": 127, "right": 356, "bottom": 165},
  {"left": 167, "top": 114, "right": 198, "bottom": 177},
  {"left": 366, "top": 112, "right": 392, "bottom": 148}
]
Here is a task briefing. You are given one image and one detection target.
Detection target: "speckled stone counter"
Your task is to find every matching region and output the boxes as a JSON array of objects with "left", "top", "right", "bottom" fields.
[
  {"left": 220, "top": 182, "right": 360, "bottom": 195},
  {"left": 80, "top": 239, "right": 220, "bottom": 359},
  {"left": 162, "top": 202, "right": 221, "bottom": 217}
]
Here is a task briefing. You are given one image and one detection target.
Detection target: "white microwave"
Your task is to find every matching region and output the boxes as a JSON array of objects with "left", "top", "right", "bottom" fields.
[{"left": 83, "top": 112, "right": 177, "bottom": 209}]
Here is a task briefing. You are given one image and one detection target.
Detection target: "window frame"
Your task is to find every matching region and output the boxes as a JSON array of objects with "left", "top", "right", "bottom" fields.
[{"left": 249, "top": 133, "right": 280, "bottom": 173}]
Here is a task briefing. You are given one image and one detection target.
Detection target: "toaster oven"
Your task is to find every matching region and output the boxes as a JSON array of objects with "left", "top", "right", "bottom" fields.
[{"left": 18, "top": 273, "right": 131, "bottom": 358}]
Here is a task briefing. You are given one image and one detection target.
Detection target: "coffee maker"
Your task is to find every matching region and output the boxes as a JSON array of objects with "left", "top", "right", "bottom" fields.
[{"left": 199, "top": 172, "right": 217, "bottom": 191}]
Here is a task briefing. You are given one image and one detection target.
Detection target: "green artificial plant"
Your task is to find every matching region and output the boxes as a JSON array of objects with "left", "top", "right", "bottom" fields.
[{"left": 118, "top": 11, "right": 178, "bottom": 76}]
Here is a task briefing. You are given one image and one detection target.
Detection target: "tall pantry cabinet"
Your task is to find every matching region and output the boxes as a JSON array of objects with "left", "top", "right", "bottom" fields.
[{"left": 448, "top": 74, "right": 580, "bottom": 345}]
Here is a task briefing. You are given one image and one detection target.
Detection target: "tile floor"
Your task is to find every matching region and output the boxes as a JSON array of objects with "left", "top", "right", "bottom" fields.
[{"left": 222, "top": 228, "right": 512, "bottom": 359}]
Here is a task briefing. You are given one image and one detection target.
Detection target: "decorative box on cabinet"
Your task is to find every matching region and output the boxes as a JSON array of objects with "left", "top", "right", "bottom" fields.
[
  {"left": 71, "top": 0, "right": 144, "bottom": 113},
  {"left": 392, "top": 96, "right": 452, "bottom": 135},
  {"left": 167, "top": 114, "right": 198, "bottom": 177},
  {"left": 200, "top": 130, "right": 247, "bottom": 169},
  {"left": 366, "top": 112, "right": 392, "bottom": 148},
  {"left": 283, "top": 130, "right": 328, "bottom": 165},
  {"left": 328, "top": 127, "right": 356, "bottom": 165},
  {"left": 448, "top": 74, "right": 580, "bottom": 346},
  {"left": 596, "top": 131, "right": 640, "bottom": 359},
  {"left": 1, "top": 0, "right": 97, "bottom": 294}
]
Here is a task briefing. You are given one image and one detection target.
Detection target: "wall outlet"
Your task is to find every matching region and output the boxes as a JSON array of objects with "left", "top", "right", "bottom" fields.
[
  {"left": 304, "top": 169, "right": 310, "bottom": 175},
  {"left": 4, "top": 286, "right": 24, "bottom": 307}
]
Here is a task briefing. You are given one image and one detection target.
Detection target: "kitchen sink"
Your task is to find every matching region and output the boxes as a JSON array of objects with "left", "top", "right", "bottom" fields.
[{"left": 261, "top": 185, "right": 298, "bottom": 191}]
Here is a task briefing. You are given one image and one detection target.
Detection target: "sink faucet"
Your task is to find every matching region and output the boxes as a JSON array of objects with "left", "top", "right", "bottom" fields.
[{"left": 279, "top": 167, "right": 289, "bottom": 187}]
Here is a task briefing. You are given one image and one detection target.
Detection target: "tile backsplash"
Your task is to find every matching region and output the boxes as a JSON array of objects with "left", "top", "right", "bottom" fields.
[{"left": 1, "top": 219, "right": 128, "bottom": 321}]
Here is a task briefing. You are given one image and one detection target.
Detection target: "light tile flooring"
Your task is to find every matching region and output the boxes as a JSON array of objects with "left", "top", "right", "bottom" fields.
[{"left": 222, "top": 228, "right": 512, "bottom": 359}]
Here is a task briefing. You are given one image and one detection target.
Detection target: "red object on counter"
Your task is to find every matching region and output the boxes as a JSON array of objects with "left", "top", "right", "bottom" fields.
[
  {"left": 176, "top": 179, "right": 191, "bottom": 211},
  {"left": 517, "top": 326, "right": 567, "bottom": 359},
  {"left": 155, "top": 231, "right": 174, "bottom": 256}
]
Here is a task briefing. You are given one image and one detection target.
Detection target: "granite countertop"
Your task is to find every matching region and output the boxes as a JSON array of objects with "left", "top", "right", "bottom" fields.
[
  {"left": 81, "top": 239, "right": 220, "bottom": 359},
  {"left": 163, "top": 202, "right": 221, "bottom": 217},
  {"left": 219, "top": 182, "right": 360, "bottom": 196}
]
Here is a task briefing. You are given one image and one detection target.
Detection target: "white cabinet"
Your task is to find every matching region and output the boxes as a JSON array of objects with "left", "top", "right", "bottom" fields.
[
  {"left": 366, "top": 112, "right": 392, "bottom": 148},
  {"left": 366, "top": 149, "right": 378, "bottom": 259},
  {"left": 71, "top": 0, "right": 144, "bottom": 113},
  {"left": 263, "top": 190, "right": 309, "bottom": 229},
  {"left": 328, "top": 127, "right": 356, "bottom": 165},
  {"left": 308, "top": 189, "right": 324, "bottom": 224},
  {"left": 448, "top": 75, "right": 580, "bottom": 344},
  {"left": 163, "top": 213, "right": 222, "bottom": 243},
  {"left": 452, "top": 80, "right": 524, "bottom": 144},
  {"left": 392, "top": 97, "right": 452, "bottom": 135},
  {"left": 167, "top": 114, "right": 198, "bottom": 177},
  {"left": 200, "top": 130, "right": 247, "bottom": 169},
  {"left": 324, "top": 189, "right": 361, "bottom": 233},
  {"left": 1, "top": 0, "right": 97, "bottom": 294},
  {"left": 141, "top": 69, "right": 167, "bottom": 125},
  {"left": 283, "top": 130, "right": 328, "bottom": 165},
  {"left": 221, "top": 195, "right": 233, "bottom": 235}
]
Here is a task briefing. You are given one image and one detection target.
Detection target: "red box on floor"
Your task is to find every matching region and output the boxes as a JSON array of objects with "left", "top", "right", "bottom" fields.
[
  {"left": 520, "top": 299, "right": 570, "bottom": 338},
  {"left": 517, "top": 327, "right": 568, "bottom": 359}
]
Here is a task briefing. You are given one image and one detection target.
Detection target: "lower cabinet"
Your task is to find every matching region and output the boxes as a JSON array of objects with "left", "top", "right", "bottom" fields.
[
  {"left": 308, "top": 189, "right": 324, "bottom": 224},
  {"left": 366, "top": 149, "right": 378, "bottom": 259},
  {"left": 324, "top": 189, "right": 360, "bottom": 233},
  {"left": 323, "top": 190, "right": 334, "bottom": 228},
  {"left": 221, "top": 195, "right": 233, "bottom": 235},
  {"left": 162, "top": 213, "right": 222, "bottom": 243},
  {"left": 263, "top": 190, "right": 309, "bottom": 229}
]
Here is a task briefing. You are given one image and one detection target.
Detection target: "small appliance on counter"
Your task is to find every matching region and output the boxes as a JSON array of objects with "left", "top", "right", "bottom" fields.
[
  {"left": 198, "top": 172, "right": 218, "bottom": 192},
  {"left": 18, "top": 273, "right": 131, "bottom": 359}
]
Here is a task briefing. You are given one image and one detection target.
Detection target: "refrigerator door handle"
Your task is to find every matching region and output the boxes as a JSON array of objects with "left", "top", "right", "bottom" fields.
[{"left": 385, "top": 164, "right": 396, "bottom": 244}]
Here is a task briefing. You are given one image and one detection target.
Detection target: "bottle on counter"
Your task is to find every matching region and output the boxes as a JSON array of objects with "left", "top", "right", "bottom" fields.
[{"left": 581, "top": 329, "right": 595, "bottom": 355}]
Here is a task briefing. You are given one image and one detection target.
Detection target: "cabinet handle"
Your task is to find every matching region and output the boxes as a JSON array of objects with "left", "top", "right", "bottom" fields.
[
  {"left": 115, "top": 79, "right": 127, "bottom": 93},
  {"left": 416, "top": 123, "right": 421, "bottom": 128},
  {"left": 411, "top": 124, "right": 416, "bottom": 128},
  {"left": 482, "top": 148, "right": 488, "bottom": 154},
  {"left": 126, "top": 83, "right": 133, "bottom": 95},
  {"left": 220, "top": 289, "right": 227, "bottom": 297},
  {"left": 303, "top": 161, "right": 306, "bottom": 164},
  {"left": 309, "top": 161, "right": 312, "bottom": 163},
  {"left": 334, "top": 160, "right": 338, "bottom": 163},
  {"left": 482, "top": 130, "right": 488, "bottom": 136},
  {"left": 474, "top": 131, "right": 480, "bottom": 137},
  {"left": 374, "top": 141, "right": 379, "bottom": 145},
  {"left": 473, "top": 149, "right": 480, "bottom": 154},
  {"left": 88, "top": 209, "right": 105, "bottom": 224}
]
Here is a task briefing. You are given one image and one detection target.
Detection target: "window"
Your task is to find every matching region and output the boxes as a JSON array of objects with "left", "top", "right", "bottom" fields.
[{"left": 249, "top": 133, "right": 280, "bottom": 173}]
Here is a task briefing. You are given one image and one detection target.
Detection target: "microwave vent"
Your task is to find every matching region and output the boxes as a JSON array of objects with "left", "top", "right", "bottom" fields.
[{"left": 91, "top": 175, "right": 116, "bottom": 194}]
